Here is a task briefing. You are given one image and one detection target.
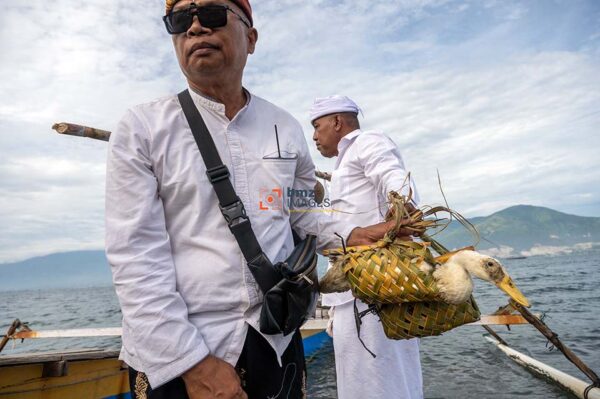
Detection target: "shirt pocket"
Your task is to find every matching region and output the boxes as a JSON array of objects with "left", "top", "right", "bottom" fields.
[
  {"left": 261, "top": 158, "right": 297, "bottom": 188},
  {"left": 254, "top": 159, "right": 297, "bottom": 213}
]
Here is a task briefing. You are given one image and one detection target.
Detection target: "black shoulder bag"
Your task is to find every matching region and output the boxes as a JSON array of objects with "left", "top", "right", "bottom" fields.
[{"left": 178, "top": 90, "right": 319, "bottom": 336}]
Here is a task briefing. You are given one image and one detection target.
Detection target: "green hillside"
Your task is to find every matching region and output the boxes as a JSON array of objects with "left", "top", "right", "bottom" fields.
[{"left": 435, "top": 205, "right": 600, "bottom": 253}]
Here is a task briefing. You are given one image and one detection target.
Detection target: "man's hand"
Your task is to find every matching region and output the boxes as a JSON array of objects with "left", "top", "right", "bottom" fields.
[
  {"left": 347, "top": 220, "right": 414, "bottom": 246},
  {"left": 182, "top": 355, "right": 247, "bottom": 399}
]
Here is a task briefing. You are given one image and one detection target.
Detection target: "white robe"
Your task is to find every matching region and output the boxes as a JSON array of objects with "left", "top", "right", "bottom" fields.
[
  {"left": 322, "top": 129, "right": 423, "bottom": 398},
  {"left": 333, "top": 301, "right": 423, "bottom": 399}
]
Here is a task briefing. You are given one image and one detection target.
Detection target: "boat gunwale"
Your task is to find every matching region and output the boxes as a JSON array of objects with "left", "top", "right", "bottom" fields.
[{"left": 0, "top": 349, "right": 121, "bottom": 366}]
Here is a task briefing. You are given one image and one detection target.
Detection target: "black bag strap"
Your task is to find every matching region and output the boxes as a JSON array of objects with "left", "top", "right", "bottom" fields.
[{"left": 177, "top": 89, "right": 278, "bottom": 292}]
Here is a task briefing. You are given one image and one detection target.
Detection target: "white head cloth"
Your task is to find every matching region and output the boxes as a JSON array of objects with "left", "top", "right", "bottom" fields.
[{"left": 309, "top": 95, "right": 363, "bottom": 122}]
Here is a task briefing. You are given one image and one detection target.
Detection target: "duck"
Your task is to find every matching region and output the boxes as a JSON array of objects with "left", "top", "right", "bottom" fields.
[{"left": 320, "top": 248, "right": 530, "bottom": 307}]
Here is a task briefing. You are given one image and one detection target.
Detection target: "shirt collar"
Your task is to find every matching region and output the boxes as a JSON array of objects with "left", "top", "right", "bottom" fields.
[
  {"left": 334, "top": 129, "right": 361, "bottom": 169},
  {"left": 188, "top": 87, "right": 252, "bottom": 120},
  {"left": 337, "top": 129, "right": 361, "bottom": 153}
]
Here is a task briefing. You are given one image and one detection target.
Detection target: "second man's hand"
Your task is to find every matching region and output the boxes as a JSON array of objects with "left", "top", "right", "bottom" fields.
[{"left": 347, "top": 220, "right": 417, "bottom": 246}]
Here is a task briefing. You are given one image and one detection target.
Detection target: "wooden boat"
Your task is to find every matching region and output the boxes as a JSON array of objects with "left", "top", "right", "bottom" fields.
[
  {"left": 0, "top": 349, "right": 129, "bottom": 399},
  {"left": 0, "top": 317, "right": 330, "bottom": 399}
]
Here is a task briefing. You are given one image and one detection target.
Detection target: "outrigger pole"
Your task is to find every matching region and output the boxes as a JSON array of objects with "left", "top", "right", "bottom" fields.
[
  {"left": 510, "top": 300, "right": 600, "bottom": 398},
  {"left": 52, "top": 122, "right": 110, "bottom": 142},
  {"left": 485, "top": 336, "right": 600, "bottom": 399},
  {"left": 1, "top": 315, "right": 533, "bottom": 345},
  {"left": 45, "top": 122, "right": 600, "bottom": 398},
  {"left": 0, "top": 319, "right": 26, "bottom": 353}
]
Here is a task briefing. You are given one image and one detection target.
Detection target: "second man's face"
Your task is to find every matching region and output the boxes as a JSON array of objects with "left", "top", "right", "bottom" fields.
[{"left": 312, "top": 115, "right": 341, "bottom": 158}]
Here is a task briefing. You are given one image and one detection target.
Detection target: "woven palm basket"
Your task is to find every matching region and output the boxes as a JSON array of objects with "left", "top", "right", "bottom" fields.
[
  {"left": 377, "top": 296, "right": 481, "bottom": 339},
  {"left": 325, "top": 239, "right": 441, "bottom": 304},
  {"left": 323, "top": 190, "right": 481, "bottom": 339}
]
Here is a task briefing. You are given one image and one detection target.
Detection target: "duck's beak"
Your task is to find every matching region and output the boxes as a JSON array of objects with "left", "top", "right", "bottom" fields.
[{"left": 495, "top": 275, "right": 530, "bottom": 307}]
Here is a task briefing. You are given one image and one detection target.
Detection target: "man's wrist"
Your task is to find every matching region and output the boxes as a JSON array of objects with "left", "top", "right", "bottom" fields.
[
  {"left": 346, "top": 226, "right": 359, "bottom": 243},
  {"left": 346, "top": 226, "right": 362, "bottom": 247},
  {"left": 182, "top": 354, "right": 212, "bottom": 383}
]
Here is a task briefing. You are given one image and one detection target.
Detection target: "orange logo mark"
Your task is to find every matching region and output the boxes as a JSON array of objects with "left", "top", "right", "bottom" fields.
[{"left": 259, "top": 188, "right": 283, "bottom": 211}]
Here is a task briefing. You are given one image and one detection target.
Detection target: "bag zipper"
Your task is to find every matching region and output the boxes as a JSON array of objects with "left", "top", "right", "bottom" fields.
[
  {"left": 295, "top": 236, "right": 317, "bottom": 285},
  {"left": 298, "top": 258, "right": 317, "bottom": 285}
]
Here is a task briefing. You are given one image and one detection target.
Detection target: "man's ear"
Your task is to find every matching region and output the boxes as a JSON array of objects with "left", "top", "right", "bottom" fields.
[
  {"left": 247, "top": 27, "right": 258, "bottom": 54},
  {"left": 334, "top": 114, "right": 343, "bottom": 132}
]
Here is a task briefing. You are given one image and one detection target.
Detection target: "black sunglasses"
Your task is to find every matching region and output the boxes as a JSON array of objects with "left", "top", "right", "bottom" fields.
[{"left": 163, "top": 3, "right": 250, "bottom": 34}]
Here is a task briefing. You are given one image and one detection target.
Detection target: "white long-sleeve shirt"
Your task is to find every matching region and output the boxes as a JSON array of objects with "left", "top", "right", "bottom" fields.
[
  {"left": 322, "top": 129, "right": 419, "bottom": 307},
  {"left": 105, "top": 89, "right": 354, "bottom": 388}
]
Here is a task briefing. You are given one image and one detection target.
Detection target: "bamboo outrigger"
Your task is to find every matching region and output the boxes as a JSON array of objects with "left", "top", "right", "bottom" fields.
[
  {"left": 1, "top": 122, "right": 598, "bottom": 399},
  {"left": 486, "top": 337, "right": 600, "bottom": 399}
]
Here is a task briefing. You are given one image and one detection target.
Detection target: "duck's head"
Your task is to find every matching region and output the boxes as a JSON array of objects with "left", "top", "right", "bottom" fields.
[{"left": 451, "top": 250, "right": 531, "bottom": 307}]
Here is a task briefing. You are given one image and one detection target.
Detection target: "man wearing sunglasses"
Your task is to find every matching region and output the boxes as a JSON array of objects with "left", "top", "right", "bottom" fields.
[{"left": 106, "top": 1, "right": 400, "bottom": 399}]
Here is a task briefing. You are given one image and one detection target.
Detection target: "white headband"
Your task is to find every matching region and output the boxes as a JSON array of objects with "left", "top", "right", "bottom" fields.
[{"left": 309, "top": 95, "right": 363, "bottom": 122}]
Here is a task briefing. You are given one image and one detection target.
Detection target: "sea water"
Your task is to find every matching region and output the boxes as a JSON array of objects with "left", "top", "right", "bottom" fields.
[{"left": 1, "top": 249, "right": 599, "bottom": 398}]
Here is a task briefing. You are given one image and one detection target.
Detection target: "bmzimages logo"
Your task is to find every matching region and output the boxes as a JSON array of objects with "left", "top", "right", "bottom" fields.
[{"left": 258, "top": 186, "right": 330, "bottom": 211}]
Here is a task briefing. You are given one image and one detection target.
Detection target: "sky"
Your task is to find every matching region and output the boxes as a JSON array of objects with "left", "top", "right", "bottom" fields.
[{"left": 0, "top": 0, "right": 599, "bottom": 262}]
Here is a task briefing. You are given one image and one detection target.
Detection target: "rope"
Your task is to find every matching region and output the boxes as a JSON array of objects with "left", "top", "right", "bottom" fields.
[
  {"left": 334, "top": 233, "right": 347, "bottom": 254},
  {"left": 584, "top": 381, "right": 599, "bottom": 399},
  {"left": 545, "top": 331, "right": 560, "bottom": 352},
  {"left": 353, "top": 300, "right": 377, "bottom": 358}
]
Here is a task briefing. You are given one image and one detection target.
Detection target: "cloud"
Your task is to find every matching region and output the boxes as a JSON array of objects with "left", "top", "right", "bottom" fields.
[
  {"left": 520, "top": 242, "right": 599, "bottom": 257},
  {"left": 481, "top": 242, "right": 600, "bottom": 258},
  {"left": 1, "top": 0, "right": 599, "bottom": 262}
]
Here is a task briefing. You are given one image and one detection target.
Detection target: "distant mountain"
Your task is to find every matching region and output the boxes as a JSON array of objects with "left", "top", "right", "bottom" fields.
[
  {"left": 435, "top": 205, "right": 600, "bottom": 257},
  {"left": 0, "top": 250, "right": 111, "bottom": 292},
  {"left": 1, "top": 205, "right": 599, "bottom": 291}
]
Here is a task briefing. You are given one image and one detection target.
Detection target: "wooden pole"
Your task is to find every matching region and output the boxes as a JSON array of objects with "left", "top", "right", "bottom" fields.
[
  {"left": 0, "top": 319, "right": 22, "bottom": 353},
  {"left": 52, "top": 122, "right": 111, "bottom": 141},
  {"left": 51, "top": 123, "right": 331, "bottom": 184},
  {"left": 512, "top": 300, "right": 600, "bottom": 387}
]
